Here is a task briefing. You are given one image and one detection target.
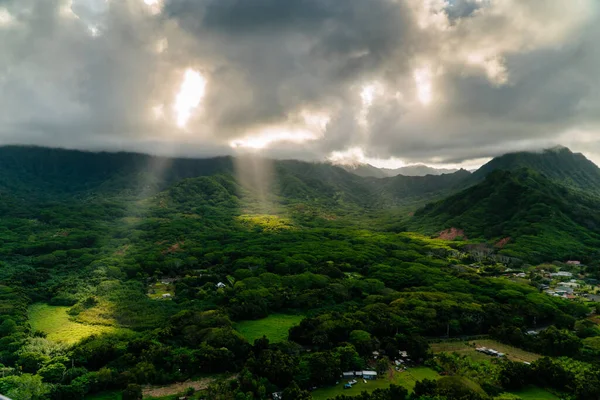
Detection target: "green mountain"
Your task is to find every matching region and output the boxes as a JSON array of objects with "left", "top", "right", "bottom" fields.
[
  {"left": 5, "top": 144, "right": 600, "bottom": 263},
  {"left": 0, "top": 146, "right": 470, "bottom": 210},
  {"left": 412, "top": 168, "right": 600, "bottom": 262},
  {"left": 0, "top": 145, "right": 235, "bottom": 200},
  {"left": 471, "top": 146, "right": 600, "bottom": 192}
]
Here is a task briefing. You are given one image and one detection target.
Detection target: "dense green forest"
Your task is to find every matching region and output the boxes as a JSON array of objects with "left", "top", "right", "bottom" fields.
[{"left": 1, "top": 146, "right": 600, "bottom": 400}]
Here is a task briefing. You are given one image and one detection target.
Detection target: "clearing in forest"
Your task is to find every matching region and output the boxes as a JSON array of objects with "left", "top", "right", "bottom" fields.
[
  {"left": 28, "top": 303, "right": 119, "bottom": 344},
  {"left": 142, "top": 376, "right": 232, "bottom": 398},
  {"left": 147, "top": 281, "right": 175, "bottom": 300},
  {"left": 431, "top": 339, "right": 541, "bottom": 363},
  {"left": 311, "top": 367, "right": 440, "bottom": 400},
  {"left": 235, "top": 314, "right": 303, "bottom": 343}
]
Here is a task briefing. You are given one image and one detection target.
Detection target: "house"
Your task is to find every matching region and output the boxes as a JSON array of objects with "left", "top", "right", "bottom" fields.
[
  {"left": 342, "top": 372, "right": 355, "bottom": 378},
  {"left": 272, "top": 392, "right": 282, "bottom": 400},
  {"left": 398, "top": 350, "right": 409, "bottom": 358},
  {"left": 566, "top": 260, "right": 581, "bottom": 265},
  {"left": 586, "top": 294, "right": 600, "bottom": 302},
  {"left": 558, "top": 282, "right": 578, "bottom": 289},
  {"left": 515, "top": 272, "right": 527, "bottom": 278},
  {"left": 372, "top": 351, "right": 380, "bottom": 359},
  {"left": 363, "top": 371, "right": 377, "bottom": 380},
  {"left": 162, "top": 293, "right": 171, "bottom": 298},
  {"left": 551, "top": 271, "right": 573, "bottom": 278},
  {"left": 556, "top": 286, "right": 574, "bottom": 294},
  {"left": 216, "top": 282, "right": 226, "bottom": 288}
]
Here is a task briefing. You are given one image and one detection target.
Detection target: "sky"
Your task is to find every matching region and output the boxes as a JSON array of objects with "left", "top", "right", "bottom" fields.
[{"left": 1, "top": 0, "right": 600, "bottom": 169}]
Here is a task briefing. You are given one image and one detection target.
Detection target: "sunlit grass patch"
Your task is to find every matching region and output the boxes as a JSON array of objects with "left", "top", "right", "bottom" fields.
[
  {"left": 28, "top": 303, "right": 119, "bottom": 344},
  {"left": 237, "top": 214, "right": 295, "bottom": 231},
  {"left": 235, "top": 314, "right": 303, "bottom": 343},
  {"left": 72, "top": 299, "right": 120, "bottom": 327}
]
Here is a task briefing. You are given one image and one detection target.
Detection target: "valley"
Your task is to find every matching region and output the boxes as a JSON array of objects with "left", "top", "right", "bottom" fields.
[{"left": 0, "top": 146, "right": 600, "bottom": 400}]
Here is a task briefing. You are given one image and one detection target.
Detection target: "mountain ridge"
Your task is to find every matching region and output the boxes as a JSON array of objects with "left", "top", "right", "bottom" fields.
[{"left": 341, "top": 162, "right": 460, "bottom": 178}]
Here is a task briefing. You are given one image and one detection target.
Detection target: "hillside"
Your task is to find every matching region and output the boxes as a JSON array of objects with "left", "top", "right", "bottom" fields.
[
  {"left": 471, "top": 146, "right": 600, "bottom": 192},
  {"left": 412, "top": 168, "right": 600, "bottom": 262},
  {"left": 0, "top": 146, "right": 470, "bottom": 210}
]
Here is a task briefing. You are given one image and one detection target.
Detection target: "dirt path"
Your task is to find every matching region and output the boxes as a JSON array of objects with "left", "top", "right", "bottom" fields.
[{"left": 142, "top": 376, "right": 229, "bottom": 398}]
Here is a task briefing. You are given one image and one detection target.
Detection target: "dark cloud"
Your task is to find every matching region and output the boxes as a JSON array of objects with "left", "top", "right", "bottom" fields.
[{"left": 0, "top": 0, "right": 599, "bottom": 167}]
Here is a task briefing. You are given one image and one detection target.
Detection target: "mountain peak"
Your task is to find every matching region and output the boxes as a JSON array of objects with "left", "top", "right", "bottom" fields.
[
  {"left": 471, "top": 145, "right": 600, "bottom": 192},
  {"left": 544, "top": 144, "right": 571, "bottom": 153}
]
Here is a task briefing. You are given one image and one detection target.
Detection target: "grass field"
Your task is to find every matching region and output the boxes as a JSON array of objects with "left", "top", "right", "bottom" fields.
[
  {"left": 431, "top": 339, "right": 541, "bottom": 363},
  {"left": 29, "top": 303, "right": 120, "bottom": 344},
  {"left": 235, "top": 314, "right": 303, "bottom": 343},
  {"left": 311, "top": 367, "right": 440, "bottom": 400},
  {"left": 508, "top": 386, "right": 560, "bottom": 400}
]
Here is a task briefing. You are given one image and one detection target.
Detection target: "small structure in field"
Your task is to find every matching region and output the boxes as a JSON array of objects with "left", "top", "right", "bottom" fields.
[
  {"left": 362, "top": 371, "right": 377, "bottom": 380},
  {"left": 475, "top": 347, "right": 505, "bottom": 357}
]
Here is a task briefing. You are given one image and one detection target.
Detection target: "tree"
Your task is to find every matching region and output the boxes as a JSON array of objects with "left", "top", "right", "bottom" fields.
[
  {"left": 387, "top": 384, "right": 408, "bottom": 400},
  {"left": 282, "top": 381, "right": 311, "bottom": 400},
  {"left": 307, "top": 352, "right": 341, "bottom": 385},
  {"left": 38, "top": 363, "right": 67, "bottom": 383},
  {"left": 376, "top": 357, "right": 389, "bottom": 375},
  {"left": 122, "top": 384, "right": 142, "bottom": 400},
  {"left": 0, "top": 319, "right": 17, "bottom": 337},
  {"left": 413, "top": 379, "right": 437, "bottom": 398},
  {"left": 251, "top": 349, "right": 298, "bottom": 387},
  {"left": 334, "top": 345, "right": 364, "bottom": 371},
  {"left": 0, "top": 374, "right": 50, "bottom": 400},
  {"left": 18, "top": 352, "right": 50, "bottom": 374},
  {"left": 349, "top": 330, "right": 373, "bottom": 355},
  {"left": 499, "top": 361, "right": 530, "bottom": 390}
]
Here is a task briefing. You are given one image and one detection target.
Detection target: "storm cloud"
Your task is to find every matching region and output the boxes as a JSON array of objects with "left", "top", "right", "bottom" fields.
[{"left": 1, "top": 0, "right": 599, "bottom": 167}]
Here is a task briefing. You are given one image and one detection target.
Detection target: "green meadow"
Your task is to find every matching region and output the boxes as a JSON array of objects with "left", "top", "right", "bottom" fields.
[
  {"left": 235, "top": 313, "right": 304, "bottom": 343},
  {"left": 311, "top": 367, "right": 440, "bottom": 400},
  {"left": 28, "top": 303, "right": 121, "bottom": 344}
]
